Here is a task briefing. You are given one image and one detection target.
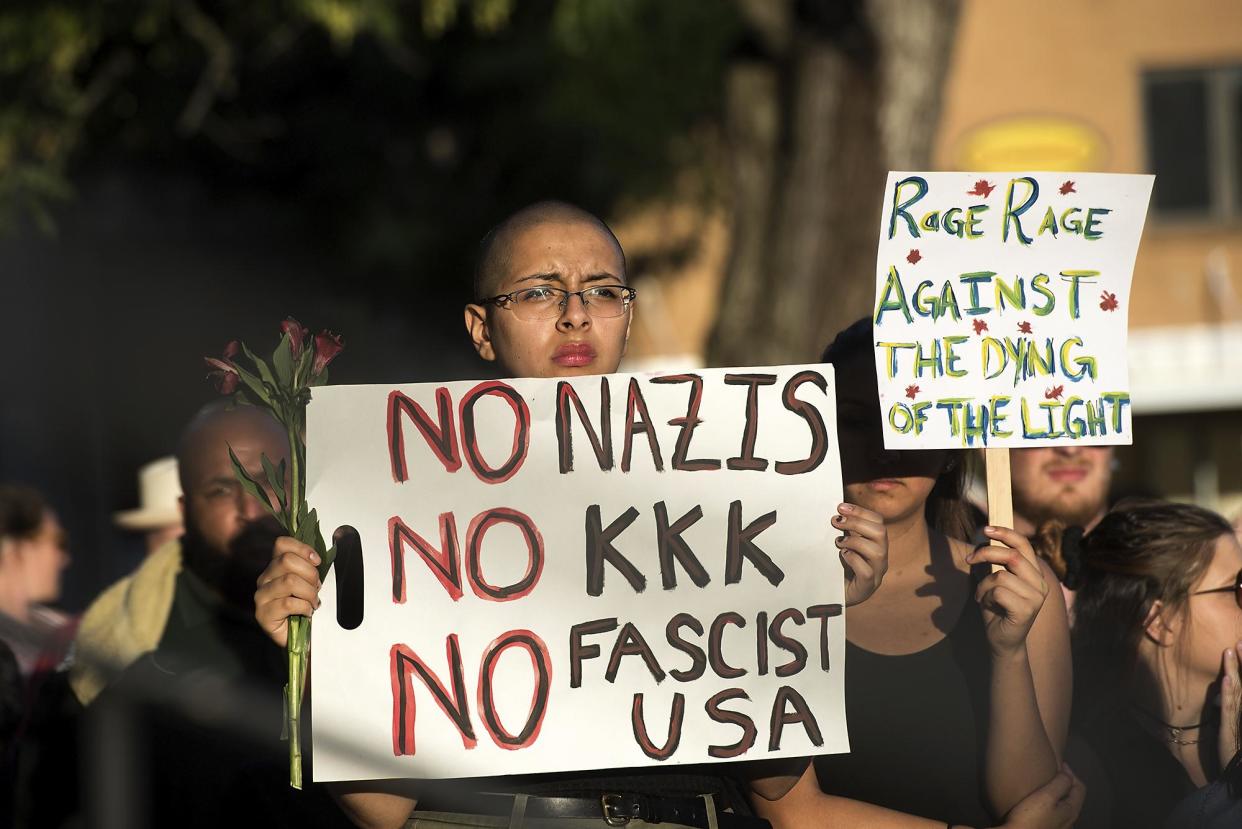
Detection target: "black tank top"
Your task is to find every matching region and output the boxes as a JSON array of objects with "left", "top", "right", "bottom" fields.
[{"left": 815, "top": 550, "right": 993, "bottom": 827}]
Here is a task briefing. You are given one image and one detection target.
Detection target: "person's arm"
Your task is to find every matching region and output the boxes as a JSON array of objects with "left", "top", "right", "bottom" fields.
[
  {"left": 754, "top": 762, "right": 1084, "bottom": 829},
  {"left": 328, "top": 782, "right": 419, "bottom": 829},
  {"left": 967, "top": 527, "right": 1071, "bottom": 817}
]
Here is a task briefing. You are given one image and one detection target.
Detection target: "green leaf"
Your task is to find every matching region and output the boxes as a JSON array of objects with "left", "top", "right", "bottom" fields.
[
  {"left": 273, "top": 333, "right": 295, "bottom": 389},
  {"left": 309, "top": 367, "right": 329, "bottom": 387},
  {"left": 233, "top": 362, "right": 276, "bottom": 409},
  {"left": 240, "top": 342, "right": 279, "bottom": 390},
  {"left": 317, "top": 543, "right": 337, "bottom": 582},
  {"left": 261, "top": 453, "right": 289, "bottom": 518},
  {"left": 228, "top": 446, "right": 279, "bottom": 520}
]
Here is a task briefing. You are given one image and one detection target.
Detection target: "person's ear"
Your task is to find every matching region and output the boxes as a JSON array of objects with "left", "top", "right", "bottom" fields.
[
  {"left": 464, "top": 304, "right": 496, "bottom": 362},
  {"left": 1142, "top": 600, "right": 1179, "bottom": 647}
]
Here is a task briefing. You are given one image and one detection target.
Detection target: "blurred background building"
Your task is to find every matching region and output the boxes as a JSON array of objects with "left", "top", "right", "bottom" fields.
[{"left": 1, "top": 0, "right": 1240, "bottom": 608}]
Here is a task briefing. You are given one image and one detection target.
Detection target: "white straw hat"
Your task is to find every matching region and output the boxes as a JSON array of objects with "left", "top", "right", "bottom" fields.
[{"left": 114, "top": 456, "right": 183, "bottom": 530}]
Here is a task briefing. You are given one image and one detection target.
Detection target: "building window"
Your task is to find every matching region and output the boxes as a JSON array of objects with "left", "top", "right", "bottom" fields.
[{"left": 1143, "top": 66, "right": 1242, "bottom": 220}]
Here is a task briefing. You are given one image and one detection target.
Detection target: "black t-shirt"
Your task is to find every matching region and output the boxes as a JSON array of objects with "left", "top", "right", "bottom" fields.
[
  {"left": 1068, "top": 707, "right": 1198, "bottom": 829},
  {"left": 814, "top": 556, "right": 993, "bottom": 826}
]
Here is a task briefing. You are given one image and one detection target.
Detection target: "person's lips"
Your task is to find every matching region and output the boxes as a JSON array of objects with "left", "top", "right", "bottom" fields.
[
  {"left": 866, "top": 478, "right": 903, "bottom": 492},
  {"left": 1046, "top": 465, "right": 1089, "bottom": 484},
  {"left": 552, "top": 342, "right": 596, "bottom": 367}
]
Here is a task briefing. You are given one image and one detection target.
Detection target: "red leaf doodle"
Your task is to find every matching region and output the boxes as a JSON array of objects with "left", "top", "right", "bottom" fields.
[
  {"left": 972, "top": 319, "right": 989, "bottom": 335},
  {"left": 906, "top": 249, "right": 922, "bottom": 265},
  {"left": 905, "top": 384, "right": 920, "bottom": 400},
  {"left": 1059, "top": 181, "right": 1077, "bottom": 195},
  {"left": 1099, "top": 291, "right": 1119, "bottom": 312},
  {"left": 1018, "top": 321, "right": 1033, "bottom": 334},
  {"left": 1045, "top": 385, "right": 1064, "bottom": 401},
  {"left": 967, "top": 179, "right": 996, "bottom": 197}
]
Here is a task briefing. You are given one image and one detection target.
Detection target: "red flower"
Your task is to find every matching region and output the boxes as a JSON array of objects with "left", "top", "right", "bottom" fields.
[
  {"left": 1018, "top": 321, "right": 1033, "bottom": 334},
  {"left": 204, "top": 341, "right": 241, "bottom": 395},
  {"left": 1059, "top": 181, "right": 1076, "bottom": 195},
  {"left": 1045, "top": 385, "right": 1064, "bottom": 401},
  {"left": 906, "top": 249, "right": 922, "bottom": 265},
  {"left": 972, "top": 319, "right": 989, "bottom": 335},
  {"left": 905, "top": 384, "right": 920, "bottom": 400},
  {"left": 312, "top": 331, "right": 344, "bottom": 376},
  {"left": 1100, "top": 291, "right": 1119, "bottom": 312},
  {"left": 281, "top": 318, "right": 310, "bottom": 360}
]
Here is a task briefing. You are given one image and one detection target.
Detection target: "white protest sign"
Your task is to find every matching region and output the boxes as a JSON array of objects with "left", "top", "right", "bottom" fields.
[
  {"left": 307, "top": 366, "right": 847, "bottom": 781},
  {"left": 872, "top": 172, "right": 1153, "bottom": 449}
]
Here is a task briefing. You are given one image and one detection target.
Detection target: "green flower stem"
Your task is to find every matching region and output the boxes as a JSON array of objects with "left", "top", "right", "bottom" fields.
[
  {"left": 288, "top": 614, "right": 310, "bottom": 789},
  {"left": 288, "top": 423, "right": 303, "bottom": 517},
  {"left": 286, "top": 421, "right": 308, "bottom": 790}
]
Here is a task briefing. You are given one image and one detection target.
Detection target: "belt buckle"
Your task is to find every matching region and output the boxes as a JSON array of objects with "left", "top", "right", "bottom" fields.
[{"left": 601, "top": 794, "right": 631, "bottom": 826}]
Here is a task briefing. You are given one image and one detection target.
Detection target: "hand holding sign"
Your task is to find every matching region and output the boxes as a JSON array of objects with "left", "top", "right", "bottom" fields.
[
  {"left": 833, "top": 503, "right": 889, "bottom": 607},
  {"left": 966, "top": 527, "right": 1051, "bottom": 658}
]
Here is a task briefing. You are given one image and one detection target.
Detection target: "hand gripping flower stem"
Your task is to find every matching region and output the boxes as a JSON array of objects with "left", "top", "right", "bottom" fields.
[{"left": 204, "top": 319, "right": 344, "bottom": 788}]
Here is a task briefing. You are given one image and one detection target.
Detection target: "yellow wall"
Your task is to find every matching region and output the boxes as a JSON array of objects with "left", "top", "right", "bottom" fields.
[{"left": 935, "top": 0, "right": 1242, "bottom": 328}]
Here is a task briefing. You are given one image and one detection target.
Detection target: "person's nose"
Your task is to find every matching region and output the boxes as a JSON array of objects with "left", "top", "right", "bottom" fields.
[
  {"left": 239, "top": 490, "right": 269, "bottom": 522},
  {"left": 556, "top": 291, "right": 592, "bottom": 330},
  {"left": 1053, "top": 445, "right": 1083, "bottom": 458}
]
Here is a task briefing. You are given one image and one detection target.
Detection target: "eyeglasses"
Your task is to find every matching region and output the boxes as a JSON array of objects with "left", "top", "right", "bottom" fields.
[
  {"left": 479, "top": 285, "right": 636, "bottom": 321},
  {"left": 1191, "top": 568, "right": 1242, "bottom": 610}
]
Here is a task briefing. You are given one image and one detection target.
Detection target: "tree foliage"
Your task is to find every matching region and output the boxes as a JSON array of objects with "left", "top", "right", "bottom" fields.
[{"left": 0, "top": 0, "right": 740, "bottom": 300}]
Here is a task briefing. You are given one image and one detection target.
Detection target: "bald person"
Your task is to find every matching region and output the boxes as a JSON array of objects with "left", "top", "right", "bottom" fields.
[
  {"left": 72, "top": 403, "right": 290, "bottom": 705},
  {"left": 13, "top": 404, "right": 351, "bottom": 829}
]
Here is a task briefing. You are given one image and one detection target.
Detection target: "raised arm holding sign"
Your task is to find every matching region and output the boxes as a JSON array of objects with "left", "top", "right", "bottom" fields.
[{"left": 255, "top": 202, "right": 891, "bottom": 829}]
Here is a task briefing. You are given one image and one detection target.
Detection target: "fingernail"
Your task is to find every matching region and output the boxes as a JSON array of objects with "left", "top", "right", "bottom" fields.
[
  {"left": 832, "top": 515, "right": 844, "bottom": 524},
  {"left": 839, "top": 504, "right": 854, "bottom": 513},
  {"left": 983, "top": 526, "right": 997, "bottom": 534},
  {"left": 311, "top": 553, "right": 321, "bottom": 564}
]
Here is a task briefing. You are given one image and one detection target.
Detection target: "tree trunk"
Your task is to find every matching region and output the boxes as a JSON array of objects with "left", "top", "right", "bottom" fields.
[{"left": 708, "top": 0, "right": 960, "bottom": 367}]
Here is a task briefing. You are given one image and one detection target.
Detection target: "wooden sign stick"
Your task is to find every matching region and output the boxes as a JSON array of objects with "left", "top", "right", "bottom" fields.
[{"left": 985, "top": 447, "right": 1013, "bottom": 572}]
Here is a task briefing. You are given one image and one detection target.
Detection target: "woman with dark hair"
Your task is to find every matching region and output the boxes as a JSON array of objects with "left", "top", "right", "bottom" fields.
[
  {"left": 757, "top": 319, "right": 1076, "bottom": 829},
  {"left": 0, "top": 485, "right": 72, "bottom": 678},
  {"left": 1063, "top": 499, "right": 1242, "bottom": 827}
]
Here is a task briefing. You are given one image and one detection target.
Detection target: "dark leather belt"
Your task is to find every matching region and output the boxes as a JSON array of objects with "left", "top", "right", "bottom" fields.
[{"left": 415, "top": 791, "right": 770, "bottom": 829}]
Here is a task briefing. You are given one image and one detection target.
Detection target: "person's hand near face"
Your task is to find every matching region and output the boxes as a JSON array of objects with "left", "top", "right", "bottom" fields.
[{"left": 833, "top": 502, "right": 888, "bottom": 606}]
